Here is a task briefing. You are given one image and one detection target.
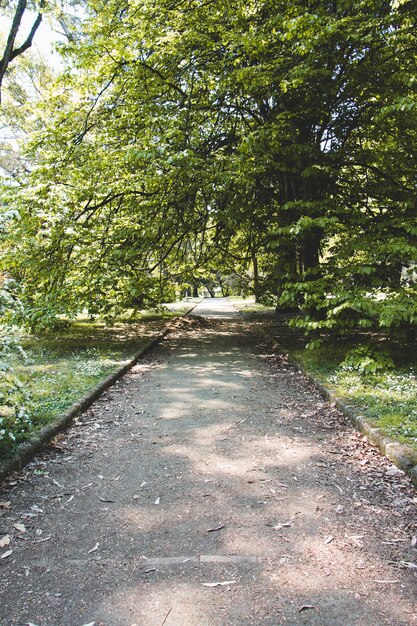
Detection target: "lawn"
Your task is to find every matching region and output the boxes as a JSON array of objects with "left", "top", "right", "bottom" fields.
[{"left": 290, "top": 341, "right": 417, "bottom": 452}]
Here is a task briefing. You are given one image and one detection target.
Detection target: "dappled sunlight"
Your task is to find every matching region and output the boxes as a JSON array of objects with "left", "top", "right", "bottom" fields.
[
  {"left": 162, "top": 442, "right": 256, "bottom": 477},
  {"left": 161, "top": 436, "right": 317, "bottom": 478},
  {"left": 157, "top": 397, "right": 237, "bottom": 419},
  {"left": 2, "top": 308, "right": 416, "bottom": 626},
  {"left": 98, "top": 578, "right": 216, "bottom": 626}
]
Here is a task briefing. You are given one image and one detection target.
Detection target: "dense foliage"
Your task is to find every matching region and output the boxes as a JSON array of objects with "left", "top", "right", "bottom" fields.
[{"left": 1, "top": 0, "right": 417, "bottom": 334}]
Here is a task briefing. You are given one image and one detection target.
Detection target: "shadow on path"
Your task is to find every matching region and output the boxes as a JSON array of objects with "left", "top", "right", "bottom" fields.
[{"left": 0, "top": 300, "right": 416, "bottom": 625}]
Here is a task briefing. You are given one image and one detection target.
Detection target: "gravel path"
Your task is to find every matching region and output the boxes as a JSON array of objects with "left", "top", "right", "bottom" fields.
[{"left": 0, "top": 299, "right": 416, "bottom": 625}]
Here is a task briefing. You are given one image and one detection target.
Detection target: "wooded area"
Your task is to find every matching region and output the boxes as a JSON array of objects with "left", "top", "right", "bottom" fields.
[{"left": 1, "top": 0, "right": 417, "bottom": 450}]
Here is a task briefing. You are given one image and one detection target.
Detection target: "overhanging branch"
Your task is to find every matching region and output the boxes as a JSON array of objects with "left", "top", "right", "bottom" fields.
[{"left": 0, "top": 0, "right": 43, "bottom": 104}]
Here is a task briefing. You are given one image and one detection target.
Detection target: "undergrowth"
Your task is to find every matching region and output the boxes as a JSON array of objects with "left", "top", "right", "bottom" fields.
[{"left": 290, "top": 340, "right": 417, "bottom": 452}]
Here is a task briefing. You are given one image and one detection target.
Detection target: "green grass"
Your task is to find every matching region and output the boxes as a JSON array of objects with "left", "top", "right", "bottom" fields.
[
  {"left": 290, "top": 340, "right": 417, "bottom": 452},
  {"left": 1, "top": 307, "right": 187, "bottom": 456},
  {"left": 233, "top": 298, "right": 276, "bottom": 315}
]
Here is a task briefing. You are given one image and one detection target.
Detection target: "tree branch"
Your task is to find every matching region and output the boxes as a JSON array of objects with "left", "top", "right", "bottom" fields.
[{"left": 0, "top": 0, "right": 43, "bottom": 103}]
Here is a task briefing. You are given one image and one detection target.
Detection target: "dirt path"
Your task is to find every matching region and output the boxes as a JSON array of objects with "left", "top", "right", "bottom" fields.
[{"left": 0, "top": 299, "right": 416, "bottom": 626}]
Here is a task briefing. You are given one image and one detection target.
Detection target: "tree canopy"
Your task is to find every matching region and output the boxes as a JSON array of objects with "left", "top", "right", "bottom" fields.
[{"left": 1, "top": 0, "right": 417, "bottom": 335}]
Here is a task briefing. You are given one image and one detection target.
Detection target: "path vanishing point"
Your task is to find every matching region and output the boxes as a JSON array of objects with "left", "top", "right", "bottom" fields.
[{"left": 0, "top": 298, "right": 416, "bottom": 625}]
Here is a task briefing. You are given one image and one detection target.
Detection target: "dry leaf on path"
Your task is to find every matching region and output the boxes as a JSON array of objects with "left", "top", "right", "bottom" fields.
[
  {"left": 400, "top": 561, "right": 417, "bottom": 569},
  {"left": 99, "top": 497, "right": 115, "bottom": 503},
  {"left": 299, "top": 605, "right": 315, "bottom": 612},
  {"left": 1, "top": 549, "right": 12, "bottom": 559},
  {"left": 154, "top": 497, "right": 160, "bottom": 505},
  {"left": 87, "top": 542, "right": 99, "bottom": 554},
  {"left": 207, "top": 524, "right": 224, "bottom": 533},
  {"left": 14, "top": 524, "right": 26, "bottom": 533},
  {"left": 202, "top": 580, "right": 236, "bottom": 587},
  {"left": 374, "top": 579, "right": 399, "bottom": 584},
  {"left": 385, "top": 466, "right": 403, "bottom": 476},
  {"left": 272, "top": 520, "right": 294, "bottom": 530},
  {"left": 0, "top": 535, "right": 10, "bottom": 548}
]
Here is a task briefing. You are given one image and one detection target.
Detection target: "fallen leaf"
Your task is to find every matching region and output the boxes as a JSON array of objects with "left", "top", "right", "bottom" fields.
[
  {"left": 14, "top": 523, "right": 26, "bottom": 533},
  {"left": 324, "top": 535, "right": 334, "bottom": 544},
  {"left": 374, "top": 579, "right": 399, "bottom": 584},
  {"left": 207, "top": 524, "right": 224, "bottom": 533},
  {"left": 88, "top": 542, "right": 99, "bottom": 554},
  {"left": 35, "top": 536, "right": 51, "bottom": 544},
  {"left": 202, "top": 580, "right": 236, "bottom": 587},
  {"left": 0, "top": 501, "right": 11, "bottom": 509},
  {"left": 272, "top": 520, "right": 294, "bottom": 530},
  {"left": 385, "top": 465, "right": 403, "bottom": 476},
  {"left": 299, "top": 605, "right": 315, "bottom": 612},
  {"left": 400, "top": 561, "right": 417, "bottom": 569},
  {"left": 154, "top": 497, "right": 160, "bottom": 505},
  {"left": 1, "top": 549, "right": 12, "bottom": 559},
  {"left": 99, "top": 497, "right": 115, "bottom": 503},
  {"left": 0, "top": 535, "right": 10, "bottom": 548}
]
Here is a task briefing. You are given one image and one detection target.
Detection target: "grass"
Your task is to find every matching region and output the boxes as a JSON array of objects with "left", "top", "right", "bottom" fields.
[
  {"left": 228, "top": 298, "right": 417, "bottom": 451},
  {"left": 288, "top": 336, "right": 417, "bottom": 452},
  {"left": 232, "top": 298, "right": 276, "bottom": 316},
  {"left": 1, "top": 305, "right": 189, "bottom": 457}
]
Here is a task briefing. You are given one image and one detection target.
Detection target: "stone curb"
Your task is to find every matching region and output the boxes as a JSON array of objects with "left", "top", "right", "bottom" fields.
[
  {"left": 0, "top": 305, "right": 198, "bottom": 484},
  {"left": 259, "top": 329, "right": 417, "bottom": 489}
]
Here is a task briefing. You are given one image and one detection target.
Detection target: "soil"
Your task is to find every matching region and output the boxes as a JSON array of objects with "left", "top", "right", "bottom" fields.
[{"left": 0, "top": 298, "right": 416, "bottom": 626}]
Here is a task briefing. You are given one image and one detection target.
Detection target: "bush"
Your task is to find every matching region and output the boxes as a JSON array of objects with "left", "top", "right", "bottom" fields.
[
  {"left": 0, "top": 281, "right": 33, "bottom": 455},
  {"left": 340, "top": 345, "right": 395, "bottom": 375}
]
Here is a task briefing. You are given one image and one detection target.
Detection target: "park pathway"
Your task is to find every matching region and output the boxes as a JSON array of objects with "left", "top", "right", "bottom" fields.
[{"left": 0, "top": 299, "right": 416, "bottom": 625}]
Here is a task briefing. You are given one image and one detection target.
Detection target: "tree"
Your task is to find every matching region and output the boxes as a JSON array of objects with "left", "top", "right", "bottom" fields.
[
  {"left": 2, "top": 0, "right": 417, "bottom": 338},
  {"left": 0, "top": 0, "right": 44, "bottom": 103}
]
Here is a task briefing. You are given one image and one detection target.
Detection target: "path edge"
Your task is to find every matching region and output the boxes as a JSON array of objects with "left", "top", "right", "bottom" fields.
[
  {"left": 260, "top": 330, "right": 417, "bottom": 489},
  {"left": 0, "top": 305, "right": 197, "bottom": 484}
]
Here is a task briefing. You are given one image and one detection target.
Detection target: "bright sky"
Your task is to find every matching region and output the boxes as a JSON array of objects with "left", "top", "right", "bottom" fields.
[{"left": 1, "top": 9, "right": 69, "bottom": 70}]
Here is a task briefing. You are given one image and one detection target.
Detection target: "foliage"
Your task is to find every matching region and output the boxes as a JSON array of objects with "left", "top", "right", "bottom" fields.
[
  {"left": 340, "top": 346, "right": 395, "bottom": 375},
  {"left": 0, "top": 203, "right": 32, "bottom": 454},
  {"left": 1, "top": 1, "right": 417, "bottom": 336},
  {"left": 0, "top": 279, "right": 33, "bottom": 455},
  {"left": 292, "top": 339, "right": 417, "bottom": 451}
]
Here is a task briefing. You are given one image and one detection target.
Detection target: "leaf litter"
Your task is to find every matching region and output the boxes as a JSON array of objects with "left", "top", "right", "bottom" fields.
[{"left": 202, "top": 580, "right": 237, "bottom": 587}]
